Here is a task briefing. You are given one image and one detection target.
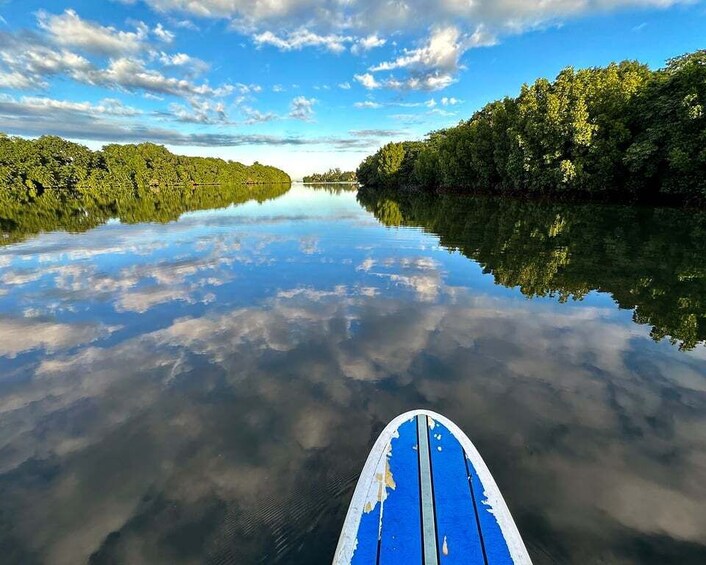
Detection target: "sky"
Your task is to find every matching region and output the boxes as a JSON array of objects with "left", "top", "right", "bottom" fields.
[{"left": 0, "top": 1, "right": 704, "bottom": 179}]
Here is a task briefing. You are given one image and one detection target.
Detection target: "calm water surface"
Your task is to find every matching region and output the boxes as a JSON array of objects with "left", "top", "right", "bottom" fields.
[{"left": 1, "top": 184, "right": 705, "bottom": 564}]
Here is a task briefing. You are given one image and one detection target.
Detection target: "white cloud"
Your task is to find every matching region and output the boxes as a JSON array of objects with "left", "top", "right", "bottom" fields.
[
  {"left": 441, "top": 96, "right": 462, "bottom": 105},
  {"left": 355, "top": 71, "right": 456, "bottom": 92},
  {"left": 429, "top": 107, "right": 457, "bottom": 117},
  {"left": 353, "top": 98, "right": 441, "bottom": 111},
  {"left": 94, "top": 57, "right": 234, "bottom": 98},
  {"left": 242, "top": 106, "right": 278, "bottom": 124},
  {"left": 237, "top": 82, "right": 261, "bottom": 94},
  {"left": 0, "top": 19, "right": 229, "bottom": 102},
  {"left": 0, "top": 34, "right": 93, "bottom": 89},
  {"left": 0, "top": 94, "right": 141, "bottom": 117},
  {"left": 354, "top": 100, "right": 381, "bottom": 109},
  {"left": 37, "top": 9, "right": 149, "bottom": 56},
  {"left": 168, "top": 98, "right": 228, "bottom": 123},
  {"left": 153, "top": 22, "right": 175, "bottom": 43},
  {"left": 158, "top": 51, "right": 210, "bottom": 76},
  {"left": 112, "top": 0, "right": 689, "bottom": 92},
  {"left": 0, "top": 101, "right": 387, "bottom": 149},
  {"left": 130, "top": 0, "right": 694, "bottom": 34},
  {"left": 288, "top": 96, "right": 316, "bottom": 121},
  {"left": 338, "top": 81, "right": 351, "bottom": 90},
  {"left": 354, "top": 72, "right": 380, "bottom": 89},
  {"left": 174, "top": 18, "right": 199, "bottom": 30},
  {"left": 365, "top": 25, "right": 495, "bottom": 91},
  {"left": 351, "top": 33, "right": 386, "bottom": 55},
  {"left": 0, "top": 71, "right": 40, "bottom": 89},
  {"left": 136, "top": 0, "right": 246, "bottom": 18},
  {"left": 370, "top": 26, "right": 465, "bottom": 73},
  {"left": 253, "top": 28, "right": 351, "bottom": 53}
]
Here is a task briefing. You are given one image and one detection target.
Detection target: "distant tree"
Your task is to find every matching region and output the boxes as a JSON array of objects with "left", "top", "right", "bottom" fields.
[{"left": 303, "top": 168, "right": 357, "bottom": 183}]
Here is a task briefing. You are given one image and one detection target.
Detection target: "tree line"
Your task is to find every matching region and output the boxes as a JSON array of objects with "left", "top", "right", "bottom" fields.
[
  {"left": 357, "top": 50, "right": 706, "bottom": 206},
  {"left": 0, "top": 134, "right": 291, "bottom": 202},
  {"left": 303, "top": 168, "right": 357, "bottom": 183},
  {"left": 358, "top": 188, "right": 706, "bottom": 350}
]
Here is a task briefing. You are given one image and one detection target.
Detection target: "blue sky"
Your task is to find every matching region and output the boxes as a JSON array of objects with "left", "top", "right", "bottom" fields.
[{"left": 0, "top": 0, "right": 704, "bottom": 178}]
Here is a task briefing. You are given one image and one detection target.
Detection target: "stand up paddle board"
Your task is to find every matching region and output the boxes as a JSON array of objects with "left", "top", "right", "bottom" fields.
[{"left": 334, "top": 410, "right": 531, "bottom": 564}]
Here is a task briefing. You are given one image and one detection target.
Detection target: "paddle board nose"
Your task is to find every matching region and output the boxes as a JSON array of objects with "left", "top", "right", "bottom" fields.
[{"left": 333, "top": 409, "right": 531, "bottom": 565}]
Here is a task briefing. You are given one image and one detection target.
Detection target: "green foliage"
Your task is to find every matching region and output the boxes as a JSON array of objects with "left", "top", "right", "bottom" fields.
[
  {"left": 303, "top": 168, "right": 357, "bottom": 183},
  {"left": 376, "top": 142, "right": 406, "bottom": 188},
  {"left": 624, "top": 51, "right": 706, "bottom": 201},
  {"left": 355, "top": 154, "right": 379, "bottom": 188},
  {"left": 0, "top": 135, "right": 290, "bottom": 203},
  {"left": 357, "top": 50, "right": 706, "bottom": 205},
  {"left": 358, "top": 188, "right": 706, "bottom": 350},
  {"left": 412, "top": 132, "right": 444, "bottom": 189},
  {"left": 356, "top": 141, "right": 427, "bottom": 190}
]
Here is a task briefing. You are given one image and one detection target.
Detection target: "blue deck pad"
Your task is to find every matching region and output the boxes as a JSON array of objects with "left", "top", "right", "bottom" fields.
[
  {"left": 379, "top": 418, "right": 423, "bottom": 565},
  {"left": 428, "top": 419, "right": 486, "bottom": 564},
  {"left": 467, "top": 458, "right": 514, "bottom": 564}
]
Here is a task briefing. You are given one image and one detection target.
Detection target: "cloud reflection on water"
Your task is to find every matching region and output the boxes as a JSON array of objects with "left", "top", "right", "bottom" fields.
[{"left": 0, "top": 187, "right": 705, "bottom": 564}]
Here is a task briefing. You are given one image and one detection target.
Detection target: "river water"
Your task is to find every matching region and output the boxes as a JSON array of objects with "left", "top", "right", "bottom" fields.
[{"left": 1, "top": 183, "right": 705, "bottom": 564}]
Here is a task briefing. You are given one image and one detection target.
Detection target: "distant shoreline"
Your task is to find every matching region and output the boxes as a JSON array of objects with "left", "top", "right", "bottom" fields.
[
  {"left": 415, "top": 184, "right": 704, "bottom": 210},
  {"left": 18, "top": 181, "right": 292, "bottom": 190},
  {"left": 301, "top": 181, "right": 358, "bottom": 185}
]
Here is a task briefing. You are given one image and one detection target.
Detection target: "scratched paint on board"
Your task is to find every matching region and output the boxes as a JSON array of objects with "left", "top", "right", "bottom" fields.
[
  {"left": 351, "top": 434, "right": 397, "bottom": 564},
  {"left": 350, "top": 492, "right": 381, "bottom": 564},
  {"left": 467, "top": 459, "right": 514, "bottom": 565}
]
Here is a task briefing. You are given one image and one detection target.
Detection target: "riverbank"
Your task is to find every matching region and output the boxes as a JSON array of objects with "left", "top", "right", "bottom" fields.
[
  {"left": 430, "top": 184, "right": 705, "bottom": 210},
  {"left": 356, "top": 50, "right": 706, "bottom": 208},
  {"left": 0, "top": 134, "right": 291, "bottom": 198}
]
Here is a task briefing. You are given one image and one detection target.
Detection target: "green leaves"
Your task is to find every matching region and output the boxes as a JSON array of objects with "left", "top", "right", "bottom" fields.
[
  {"left": 303, "top": 169, "right": 356, "bottom": 183},
  {"left": 357, "top": 49, "right": 706, "bottom": 205},
  {"left": 0, "top": 136, "right": 291, "bottom": 197}
]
